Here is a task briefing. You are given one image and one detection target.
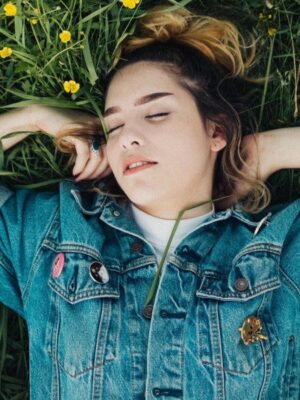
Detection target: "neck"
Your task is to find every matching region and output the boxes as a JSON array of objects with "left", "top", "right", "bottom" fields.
[{"left": 133, "top": 198, "right": 213, "bottom": 220}]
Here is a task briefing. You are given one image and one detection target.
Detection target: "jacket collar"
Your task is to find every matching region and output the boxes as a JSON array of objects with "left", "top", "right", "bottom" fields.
[
  {"left": 66, "top": 178, "right": 258, "bottom": 225},
  {"left": 62, "top": 178, "right": 300, "bottom": 246},
  {"left": 63, "top": 178, "right": 300, "bottom": 238}
]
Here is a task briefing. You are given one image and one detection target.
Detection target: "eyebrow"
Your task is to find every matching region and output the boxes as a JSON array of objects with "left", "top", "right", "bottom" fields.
[{"left": 104, "top": 92, "right": 174, "bottom": 117}]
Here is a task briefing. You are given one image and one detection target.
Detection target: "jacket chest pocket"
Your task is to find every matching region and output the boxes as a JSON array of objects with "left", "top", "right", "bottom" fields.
[
  {"left": 195, "top": 273, "right": 279, "bottom": 376},
  {"left": 46, "top": 251, "right": 121, "bottom": 378}
]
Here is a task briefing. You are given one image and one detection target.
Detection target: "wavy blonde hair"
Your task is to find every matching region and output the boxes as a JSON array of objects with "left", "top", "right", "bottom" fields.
[{"left": 56, "top": 4, "right": 270, "bottom": 213}]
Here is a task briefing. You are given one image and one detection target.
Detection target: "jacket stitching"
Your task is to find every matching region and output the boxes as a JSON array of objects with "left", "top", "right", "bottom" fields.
[
  {"left": 42, "top": 241, "right": 103, "bottom": 260},
  {"left": 201, "top": 342, "right": 277, "bottom": 375},
  {"left": 233, "top": 244, "right": 282, "bottom": 265},
  {"left": 0, "top": 251, "right": 17, "bottom": 278},
  {"left": 279, "top": 267, "right": 300, "bottom": 302},
  {"left": 47, "top": 335, "right": 117, "bottom": 379},
  {"left": 22, "top": 206, "right": 60, "bottom": 305}
]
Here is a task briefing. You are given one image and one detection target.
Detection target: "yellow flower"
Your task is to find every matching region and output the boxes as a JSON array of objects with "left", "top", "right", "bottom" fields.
[
  {"left": 0, "top": 47, "right": 13, "bottom": 59},
  {"left": 59, "top": 30, "right": 72, "bottom": 44},
  {"left": 268, "top": 27, "right": 277, "bottom": 37},
  {"left": 33, "top": 8, "right": 40, "bottom": 16},
  {"left": 30, "top": 18, "right": 38, "bottom": 25},
  {"left": 3, "top": 2, "right": 17, "bottom": 16},
  {"left": 121, "top": 0, "right": 140, "bottom": 9},
  {"left": 258, "top": 12, "right": 266, "bottom": 21},
  {"left": 63, "top": 80, "right": 80, "bottom": 94}
]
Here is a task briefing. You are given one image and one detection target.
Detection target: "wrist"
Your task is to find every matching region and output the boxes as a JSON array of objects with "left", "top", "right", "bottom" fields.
[
  {"left": 24, "top": 105, "right": 42, "bottom": 132},
  {"left": 260, "top": 127, "right": 300, "bottom": 175},
  {"left": 257, "top": 130, "right": 279, "bottom": 179},
  {"left": 0, "top": 107, "right": 40, "bottom": 151}
]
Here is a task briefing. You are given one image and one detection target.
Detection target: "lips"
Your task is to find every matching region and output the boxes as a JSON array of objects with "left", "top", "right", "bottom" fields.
[
  {"left": 123, "top": 162, "right": 157, "bottom": 176},
  {"left": 122, "top": 155, "right": 158, "bottom": 173}
]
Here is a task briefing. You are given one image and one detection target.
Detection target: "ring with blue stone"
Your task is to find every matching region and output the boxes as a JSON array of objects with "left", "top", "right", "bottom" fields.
[{"left": 90, "top": 139, "right": 101, "bottom": 153}]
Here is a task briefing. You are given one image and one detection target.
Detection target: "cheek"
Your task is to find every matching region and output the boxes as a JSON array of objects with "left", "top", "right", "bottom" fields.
[
  {"left": 105, "top": 142, "right": 116, "bottom": 168},
  {"left": 105, "top": 155, "right": 119, "bottom": 180},
  {"left": 169, "top": 134, "right": 210, "bottom": 159}
]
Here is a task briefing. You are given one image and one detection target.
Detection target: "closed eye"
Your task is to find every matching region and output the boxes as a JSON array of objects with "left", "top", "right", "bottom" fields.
[
  {"left": 107, "top": 112, "right": 170, "bottom": 134},
  {"left": 145, "top": 112, "right": 170, "bottom": 119}
]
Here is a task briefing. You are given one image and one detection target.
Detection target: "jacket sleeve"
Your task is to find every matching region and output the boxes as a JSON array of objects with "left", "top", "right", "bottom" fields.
[{"left": 0, "top": 184, "right": 58, "bottom": 319}]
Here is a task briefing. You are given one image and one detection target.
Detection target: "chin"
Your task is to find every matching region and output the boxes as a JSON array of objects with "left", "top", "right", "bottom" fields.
[
  {"left": 126, "top": 192, "right": 153, "bottom": 205},
  {"left": 116, "top": 177, "right": 168, "bottom": 205},
  {"left": 125, "top": 189, "right": 161, "bottom": 207}
]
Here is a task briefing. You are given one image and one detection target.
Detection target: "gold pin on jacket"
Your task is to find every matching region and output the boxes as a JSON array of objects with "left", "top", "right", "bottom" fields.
[{"left": 239, "top": 315, "right": 267, "bottom": 346}]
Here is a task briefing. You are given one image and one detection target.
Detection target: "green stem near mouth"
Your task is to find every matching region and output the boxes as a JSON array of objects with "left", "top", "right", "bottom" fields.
[{"left": 144, "top": 195, "right": 231, "bottom": 307}]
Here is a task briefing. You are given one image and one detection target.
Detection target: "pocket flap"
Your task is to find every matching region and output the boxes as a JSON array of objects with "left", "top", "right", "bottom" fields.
[
  {"left": 48, "top": 252, "right": 120, "bottom": 304},
  {"left": 196, "top": 251, "right": 281, "bottom": 301}
]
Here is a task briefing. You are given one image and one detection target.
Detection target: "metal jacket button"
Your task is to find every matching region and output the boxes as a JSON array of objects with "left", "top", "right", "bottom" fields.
[
  {"left": 131, "top": 241, "right": 143, "bottom": 252},
  {"left": 89, "top": 262, "right": 109, "bottom": 284},
  {"left": 143, "top": 304, "right": 153, "bottom": 319},
  {"left": 235, "top": 278, "right": 249, "bottom": 291},
  {"left": 112, "top": 209, "right": 121, "bottom": 217}
]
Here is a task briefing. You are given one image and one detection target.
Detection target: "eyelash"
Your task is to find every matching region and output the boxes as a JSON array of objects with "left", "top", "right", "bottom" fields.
[{"left": 107, "top": 112, "right": 170, "bottom": 134}]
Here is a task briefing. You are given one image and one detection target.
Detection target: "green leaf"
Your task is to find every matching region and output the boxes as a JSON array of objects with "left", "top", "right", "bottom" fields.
[
  {"left": 15, "top": 0, "right": 23, "bottom": 42},
  {"left": 79, "top": 2, "right": 116, "bottom": 24},
  {"left": 0, "top": 171, "right": 20, "bottom": 176},
  {"left": 166, "top": 0, "right": 195, "bottom": 10},
  {"left": 82, "top": 21, "right": 98, "bottom": 85},
  {"left": 13, "top": 178, "right": 62, "bottom": 188},
  {"left": 0, "top": 92, "right": 89, "bottom": 109},
  {"left": 12, "top": 50, "right": 36, "bottom": 66},
  {"left": 0, "top": 28, "right": 23, "bottom": 45}
]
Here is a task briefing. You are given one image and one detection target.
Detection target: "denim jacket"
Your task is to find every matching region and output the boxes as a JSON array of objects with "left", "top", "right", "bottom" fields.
[{"left": 0, "top": 179, "right": 300, "bottom": 400}]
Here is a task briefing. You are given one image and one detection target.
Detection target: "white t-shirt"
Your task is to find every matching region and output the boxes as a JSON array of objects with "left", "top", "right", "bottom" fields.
[{"left": 129, "top": 202, "right": 215, "bottom": 264}]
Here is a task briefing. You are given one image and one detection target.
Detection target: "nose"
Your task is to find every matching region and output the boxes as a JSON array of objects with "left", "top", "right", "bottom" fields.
[
  {"left": 119, "top": 125, "right": 144, "bottom": 149},
  {"left": 122, "top": 139, "right": 140, "bottom": 149}
]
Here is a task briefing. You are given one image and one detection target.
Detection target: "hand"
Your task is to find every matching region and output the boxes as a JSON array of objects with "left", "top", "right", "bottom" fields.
[
  {"left": 71, "top": 140, "right": 112, "bottom": 182},
  {"left": 217, "top": 132, "right": 272, "bottom": 209},
  {"left": 29, "top": 104, "right": 112, "bottom": 181}
]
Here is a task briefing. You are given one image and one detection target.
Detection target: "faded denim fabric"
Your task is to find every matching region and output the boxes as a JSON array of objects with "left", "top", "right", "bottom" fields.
[{"left": 0, "top": 178, "right": 300, "bottom": 400}]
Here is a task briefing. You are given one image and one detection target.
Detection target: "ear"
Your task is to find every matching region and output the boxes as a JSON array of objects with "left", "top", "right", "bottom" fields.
[{"left": 206, "top": 119, "right": 227, "bottom": 153}]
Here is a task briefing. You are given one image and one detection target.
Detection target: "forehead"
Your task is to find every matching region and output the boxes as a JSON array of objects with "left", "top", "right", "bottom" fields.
[{"left": 104, "top": 62, "right": 180, "bottom": 106}]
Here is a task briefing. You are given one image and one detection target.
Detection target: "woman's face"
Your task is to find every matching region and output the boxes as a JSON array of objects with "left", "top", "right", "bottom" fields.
[{"left": 104, "top": 61, "right": 226, "bottom": 219}]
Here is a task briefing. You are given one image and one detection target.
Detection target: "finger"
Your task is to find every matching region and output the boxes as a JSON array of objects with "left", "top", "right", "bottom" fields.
[
  {"left": 87, "top": 163, "right": 112, "bottom": 180},
  {"left": 74, "top": 143, "right": 109, "bottom": 180},
  {"left": 68, "top": 137, "right": 91, "bottom": 176},
  {"left": 74, "top": 150, "right": 103, "bottom": 180}
]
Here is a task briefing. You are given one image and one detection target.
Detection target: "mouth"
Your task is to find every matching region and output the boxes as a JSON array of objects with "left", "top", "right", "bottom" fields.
[{"left": 123, "top": 162, "right": 158, "bottom": 176}]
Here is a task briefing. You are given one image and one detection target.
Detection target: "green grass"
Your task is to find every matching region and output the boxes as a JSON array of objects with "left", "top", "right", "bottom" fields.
[{"left": 0, "top": 0, "right": 299, "bottom": 397}]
